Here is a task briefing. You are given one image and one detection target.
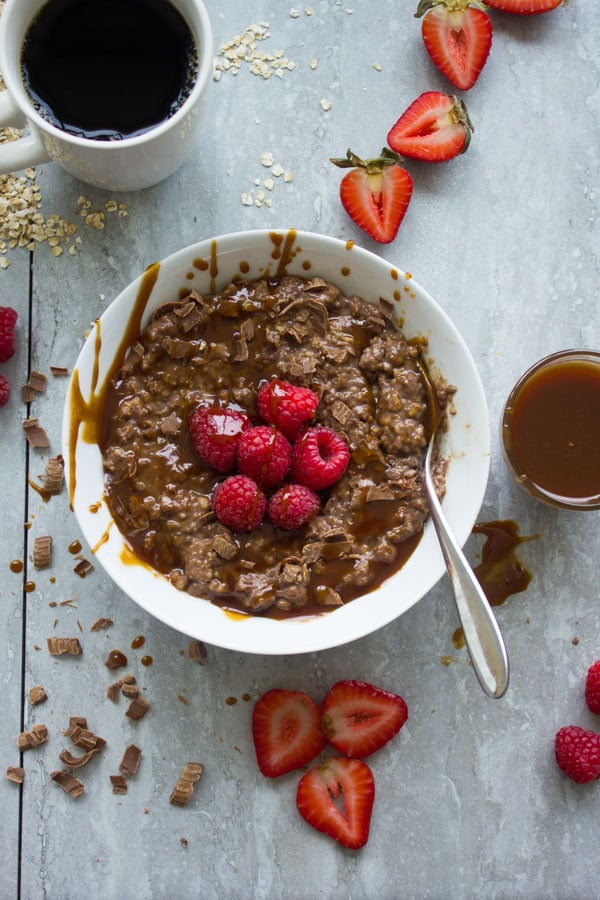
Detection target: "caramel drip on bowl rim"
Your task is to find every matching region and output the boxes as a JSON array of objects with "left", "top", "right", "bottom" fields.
[{"left": 67, "top": 262, "right": 161, "bottom": 511}]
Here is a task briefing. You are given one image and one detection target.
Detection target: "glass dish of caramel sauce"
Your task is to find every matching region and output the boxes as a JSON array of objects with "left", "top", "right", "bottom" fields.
[{"left": 502, "top": 350, "right": 600, "bottom": 510}]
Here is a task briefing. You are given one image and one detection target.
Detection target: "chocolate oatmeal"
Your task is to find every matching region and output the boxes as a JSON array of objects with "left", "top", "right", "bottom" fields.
[{"left": 100, "top": 275, "right": 451, "bottom": 617}]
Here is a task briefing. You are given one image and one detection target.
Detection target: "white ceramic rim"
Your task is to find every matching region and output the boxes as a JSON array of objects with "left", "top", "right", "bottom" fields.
[
  {"left": 62, "top": 229, "right": 490, "bottom": 654},
  {"left": 0, "top": 0, "right": 213, "bottom": 147}
]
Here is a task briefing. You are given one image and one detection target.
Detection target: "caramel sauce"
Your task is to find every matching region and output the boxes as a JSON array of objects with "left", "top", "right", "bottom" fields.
[
  {"left": 193, "top": 257, "right": 209, "bottom": 271},
  {"left": 67, "top": 262, "right": 161, "bottom": 509},
  {"left": 391, "top": 268, "right": 399, "bottom": 280},
  {"left": 507, "top": 357, "right": 600, "bottom": 502},
  {"left": 131, "top": 635, "right": 146, "bottom": 649},
  {"left": 89, "top": 501, "right": 101, "bottom": 514},
  {"left": 91, "top": 523, "right": 112, "bottom": 554},
  {"left": 106, "top": 649, "right": 127, "bottom": 669},
  {"left": 141, "top": 655, "right": 153, "bottom": 667},
  {"left": 345, "top": 240, "right": 354, "bottom": 250},
  {"left": 341, "top": 266, "right": 350, "bottom": 276},
  {"left": 24, "top": 581, "right": 36, "bottom": 593},
  {"left": 239, "top": 261, "right": 250, "bottom": 274},
  {"left": 10, "top": 559, "right": 23, "bottom": 573},
  {"left": 451, "top": 520, "right": 536, "bottom": 649},
  {"left": 226, "top": 696, "right": 238, "bottom": 706},
  {"left": 68, "top": 539, "right": 82, "bottom": 554},
  {"left": 28, "top": 478, "right": 51, "bottom": 502},
  {"left": 302, "top": 260, "right": 311, "bottom": 271},
  {"left": 268, "top": 229, "right": 297, "bottom": 276}
]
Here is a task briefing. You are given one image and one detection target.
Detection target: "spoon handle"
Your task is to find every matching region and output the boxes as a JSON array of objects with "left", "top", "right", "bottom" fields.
[{"left": 426, "top": 480, "right": 509, "bottom": 699}]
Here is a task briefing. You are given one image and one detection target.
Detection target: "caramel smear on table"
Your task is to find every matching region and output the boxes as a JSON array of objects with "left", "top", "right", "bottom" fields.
[{"left": 451, "top": 520, "right": 538, "bottom": 651}]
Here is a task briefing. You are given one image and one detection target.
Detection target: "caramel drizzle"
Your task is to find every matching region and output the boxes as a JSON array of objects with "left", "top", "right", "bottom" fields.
[{"left": 67, "top": 262, "right": 161, "bottom": 510}]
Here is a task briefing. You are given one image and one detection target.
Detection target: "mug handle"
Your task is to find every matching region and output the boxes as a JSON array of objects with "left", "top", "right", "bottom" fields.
[{"left": 0, "top": 91, "right": 51, "bottom": 172}]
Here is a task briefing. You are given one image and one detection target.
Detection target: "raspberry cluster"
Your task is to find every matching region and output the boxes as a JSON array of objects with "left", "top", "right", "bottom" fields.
[
  {"left": 554, "top": 659, "right": 600, "bottom": 784},
  {"left": 188, "top": 379, "right": 350, "bottom": 533},
  {"left": 0, "top": 307, "right": 18, "bottom": 408}
]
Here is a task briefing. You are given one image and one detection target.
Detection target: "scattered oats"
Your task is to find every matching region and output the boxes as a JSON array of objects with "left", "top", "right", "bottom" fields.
[
  {"left": 254, "top": 178, "right": 261, "bottom": 186},
  {"left": 320, "top": 99, "right": 332, "bottom": 112},
  {"left": 283, "top": 171, "right": 293, "bottom": 183},
  {"left": 214, "top": 22, "right": 296, "bottom": 81},
  {"left": 254, "top": 116, "right": 261, "bottom": 124},
  {"left": 305, "top": 6, "right": 314, "bottom": 14},
  {"left": 346, "top": 8, "right": 353, "bottom": 13},
  {"left": 271, "top": 163, "right": 284, "bottom": 177},
  {"left": 309, "top": 58, "right": 318, "bottom": 70},
  {"left": 104, "top": 200, "right": 118, "bottom": 212},
  {"left": 0, "top": 258, "right": 9, "bottom": 269},
  {"left": 373, "top": 62, "right": 382, "bottom": 71},
  {"left": 264, "top": 198, "right": 272, "bottom": 208},
  {"left": 260, "top": 152, "right": 274, "bottom": 167},
  {"left": 256, "top": 190, "right": 265, "bottom": 203},
  {"left": 241, "top": 192, "right": 254, "bottom": 206},
  {"left": 289, "top": 7, "right": 300, "bottom": 16},
  {"left": 264, "top": 178, "right": 274, "bottom": 191},
  {"left": 255, "top": 196, "right": 263, "bottom": 208}
]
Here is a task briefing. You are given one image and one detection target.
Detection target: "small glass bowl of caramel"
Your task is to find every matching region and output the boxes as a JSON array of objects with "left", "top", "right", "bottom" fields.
[{"left": 501, "top": 350, "right": 600, "bottom": 510}]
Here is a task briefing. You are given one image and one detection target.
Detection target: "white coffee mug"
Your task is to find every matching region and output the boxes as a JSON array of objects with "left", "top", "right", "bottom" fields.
[{"left": 0, "top": 0, "right": 213, "bottom": 191}]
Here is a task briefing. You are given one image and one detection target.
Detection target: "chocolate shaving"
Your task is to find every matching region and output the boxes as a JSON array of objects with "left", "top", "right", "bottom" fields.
[
  {"left": 212, "top": 533, "right": 238, "bottom": 560},
  {"left": 314, "top": 586, "right": 343, "bottom": 607},
  {"left": 21, "top": 384, "right": 36, "bottom": 403},
  {"left": 73, "top": 557, "right": 93, "bottom": 578},
  {"left": 42, "top": 457, "right": 64, "bottom": 495},
  {"left": 6, "top": 766, "right": 24, "bottom": 784},
  {"left": 125, "top": 696, "right": 151, "bottom": 721},
  {"left": 119, "top": 744, "right": 142, "bottom": 777},
  {"left": 28, "top": 685, "right": 48, "bottom": 706},
  {"left": 378, "top": 296, "right": 394, "bottom": 319},
  {"left": 33, "top": 535, "right": 52, "bottom": 569},
  {"left": 240, "top": 319, "right": 254, "bottom": 342},
  {"left": 366, "top": 484, "right": 396, "bottom": 502},
  {"left": 180, "top": 837, "right": 189, "bottom": 849},
  {"left": 17, "top": 723, "right": 48, "bottom": 750},
  {"left": 177, "top": 694, "right": 189, "bottom": 705},
  {"left": 169, "top": 762, "right": 203, "bottom": 807},
  {"left": 47, "top": 637, "right": 82, "bottom": 656},
  {"left": 105, "top": 649, "right": 128, "bottom": 670},
  {"left": 110, "top": 774, "right": 128, "bottom": 794},
  {"left": 232, "top": 336, "right": 248, "bottom": 362},
  {"left": 106, "top": 674, "right": 136, "bottom": 701},
  {"left": 159, "top": 413, "right": 181, "bottom": 435},
  {"left": 301, "top": 277, "right": 329, "bottom": 292},
  {"left": 63, "top": 724, "right": 105, "bottom": 750},
  {"left": 22, "top": 417, "right": 50, "bottom": 448},
  {"left": 51, "top": 770, "right": 85, "bottom": 799},
  {"left": 90, "top": 617, "right": 113, "bottom": 631},
  {"left": 58, "top": 746, "right": 103, "bottom": 768},
  {"left": 50, "top": 365, "right": 69, "bottom": 377},
  {"left": 28, "top": 370, "right": 47, "bottom": 393},
  {"left": 121, "top": 682, "right": 139, "bottom": 699},
  {"left": 331, "top": 398, "right": 355, "bottom": 427},
  {"left": 188, "top": 640, "right": 207, "bottom": 664},
  {"left": 69, "top": 716, "right": 88, "bottom": 729}
]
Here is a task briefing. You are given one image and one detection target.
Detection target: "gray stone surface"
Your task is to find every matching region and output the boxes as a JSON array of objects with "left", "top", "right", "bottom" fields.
[{"left": 1, "top": 1, "right": 599, "bottom": 898}]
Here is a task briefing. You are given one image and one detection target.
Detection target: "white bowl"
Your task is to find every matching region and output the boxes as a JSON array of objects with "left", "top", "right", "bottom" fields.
[{"left": 62, "top": 229, "right": 490, "bottom": 654}]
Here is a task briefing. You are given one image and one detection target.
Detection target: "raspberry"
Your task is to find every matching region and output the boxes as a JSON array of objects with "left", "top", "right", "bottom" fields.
[
  {"left": 290, "top": 426, "right": 350, "bottom": 491},
  {"left": 585, "top": 660, "right": 600, "bottom": 715},
  {"left": 0, "top": 306, "right": 18, "bottom": 363},
  {"left": 267, "top": 483, "right": 321, "bottom": 530},
  {"left": 237, "top": 425, "right": 292, "bottom": 489},
  {"left": 212, "top": 475, "right": 266, "bottom": 532},
  {"left": 554, "top": 725, "right": 600, "bottom": 784},
  {"left": 257, "top": 379, "right": 319, "bottom": 441},
  {"left": 189, "top": 406, "right": 250, "bottom": 473},
  {"left": 0, "top": 373, "right": 10, "bottom": 408}
]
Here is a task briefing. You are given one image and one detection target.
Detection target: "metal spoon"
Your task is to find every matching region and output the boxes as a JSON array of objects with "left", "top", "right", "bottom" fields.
[{"left": 417, "top": 358, "right": 509, "bottom": 699}]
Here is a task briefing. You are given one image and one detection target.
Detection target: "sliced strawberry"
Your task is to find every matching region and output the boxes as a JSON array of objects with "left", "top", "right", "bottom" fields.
[
  {"left": 320, "top": 680, "right": 408, "bottom": 758},
  {"left": 387, "top": 92, "right": 473, "bottom": 163},
  {"left": 296, "top": 756, "right": 375, "bottom": 849},
  {"left": 330, "top": 148, "right": 413, "bottom": 244},
  {"left": 415, "top": 0, "right": 493, "bottom": 91},
  {"left": 252, "top": 689, "right": 327, "bottom": 778},
  {"left": 484, "top": 0, "right": 563, "bottom": 12}
]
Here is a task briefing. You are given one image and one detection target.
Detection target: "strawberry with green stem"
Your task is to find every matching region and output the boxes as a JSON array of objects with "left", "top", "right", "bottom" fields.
[
  {"left": 388, "top": 91, "right": 474, "bottom": 163},
  {"left": 330, "top": 148, "right": 413, "bottom": 244},
  {"left": 415, "top": 0, "right": 493, "bottom": 91}
]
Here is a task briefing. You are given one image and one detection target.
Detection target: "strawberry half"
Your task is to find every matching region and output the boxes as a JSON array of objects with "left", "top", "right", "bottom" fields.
[
  {"left": 484, "top": 0, "right": 563, "bottom": 12},
  {"left": 296, "top": 756, "right": 375, "bottom": 849},
  {"left": 330, "top": 148, "right": 413, "bottom": 244},
  {"left": 415, "top": 0, "right": 493, "bottom": 91},
  {"left": 252, "top": 689, "right": 327, "bottom": 778},
  {"left": 320, "top": 680, "right": 408, "bottom": 758},
  {"left": 387, "top": 92, "right": 473, "bottom": 163}
]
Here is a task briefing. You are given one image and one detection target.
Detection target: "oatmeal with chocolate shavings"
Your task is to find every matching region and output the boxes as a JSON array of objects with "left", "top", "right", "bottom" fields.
[{"left": 101, "top": 275, "right": 453, "bottom": 617}]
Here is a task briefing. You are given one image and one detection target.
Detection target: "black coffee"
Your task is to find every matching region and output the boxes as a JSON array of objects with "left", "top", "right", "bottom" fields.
[{"left": 21, "top": 0, "right": 199, "bottom": 141}]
